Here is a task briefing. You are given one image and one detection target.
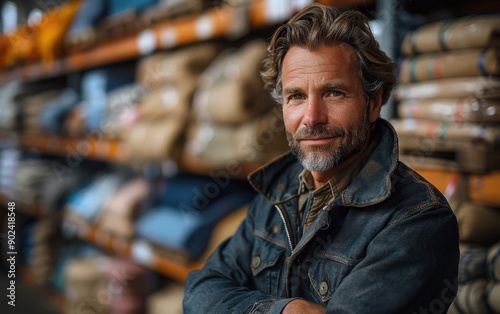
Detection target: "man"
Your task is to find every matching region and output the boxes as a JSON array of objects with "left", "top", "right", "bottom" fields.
[{"left": 183, "top": 4, "right": 459, "bottom": 314}]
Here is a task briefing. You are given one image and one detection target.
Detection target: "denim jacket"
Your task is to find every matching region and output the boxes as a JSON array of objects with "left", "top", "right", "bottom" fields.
[{"left": 183, "top": 119, "right": 459, "bottom": 314}]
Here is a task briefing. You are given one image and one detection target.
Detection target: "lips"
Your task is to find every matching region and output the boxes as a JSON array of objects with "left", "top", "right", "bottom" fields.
[{"left": 298, "top": 136, "right": 338, "bottom": 146}]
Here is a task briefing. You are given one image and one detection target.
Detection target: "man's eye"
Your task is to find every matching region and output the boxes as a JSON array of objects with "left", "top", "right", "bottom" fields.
[
  {"left": 329, "top": 90, "right": 343, "bottom": 97},
  {"left": 292, "top": 94, "right": 303, "bottom": 100}
]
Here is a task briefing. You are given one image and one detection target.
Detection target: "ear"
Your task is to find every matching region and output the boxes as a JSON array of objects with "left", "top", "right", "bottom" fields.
[{"left": 367, "top": 90, "right": 383, "bottom": 123}]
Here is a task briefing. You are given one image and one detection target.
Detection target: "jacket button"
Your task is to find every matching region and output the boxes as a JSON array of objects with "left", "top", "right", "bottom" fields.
[
  {"left": 319, "top": 281, "right": 329, "bottom": 296},
  {"left": 272, "top": 225, "right": 279, "bottom": 233},
  {"left": 252, "top": 255, "right": 261, "bottom": 268}
]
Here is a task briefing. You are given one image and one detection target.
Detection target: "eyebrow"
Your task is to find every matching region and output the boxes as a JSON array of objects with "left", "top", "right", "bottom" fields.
[
  {"left": 283, "top": 87, "right": 302, "bottom": 95},
  {"left": 283, "top": 83, "right": 355, "bottom": 95},
  {"left": 322, "top": 83, "right": 354, "bottom": 93}
]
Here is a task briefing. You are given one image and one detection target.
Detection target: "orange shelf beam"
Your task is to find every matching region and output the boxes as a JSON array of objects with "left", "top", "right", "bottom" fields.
[{"left": 0, "top": 0, "right": 373, "bottom": 84}]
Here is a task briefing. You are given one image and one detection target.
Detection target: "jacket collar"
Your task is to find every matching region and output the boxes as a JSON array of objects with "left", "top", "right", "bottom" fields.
[{"left": 248, "top": 118, "right": 399, "bottom": 207}]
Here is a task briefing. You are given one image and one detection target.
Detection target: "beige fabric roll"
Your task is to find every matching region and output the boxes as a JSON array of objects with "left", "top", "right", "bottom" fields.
[
  {"left": 487, "top": 242, "right": 500, "bottom": 281},
  {"left": 391, "top": 118, "right": 500, "bottom": 144},
  {"left": 64, "top": 257, "right": 110, "bottom": 314},
  {"left": 193, "top": 79, "right": 274, "bottom": 125},
  {"left": 20, "top": 89, "right": 63, "bottom": 116},
  {"left": 98, "top": 177, "right": 150, "bottom": 239},
  {"left": 397, "top": 98, "right": 500, "bottom": 123},
  {"left": 185, "top": 108, "right": 288, "bottom": 166},
  {"left": 453, "top": 201, "right": 500, "bottom": 245},
  {"left": 138, "top": 78, "right": 197, "bottom": 121},
  {"left": 486, "top": 282, "right": 500, "bottom": 313},
  {"left": 394, "top": 77, "right": 500, "bottom": 100},
  {"left": 192, "top": 40, "right": 271, "bottom": 124},
  {"left": 448, "top": 279, "right": 489, "bottom": 314},
  {"left": 401, "top": 15, "right": 500, "bottom": 55},
  {"left": 146, "top": 282, "right": 185, "bottom": 314},
  {"left": 136, "top": 42, "right": 220, "bottom": 89},
  {"left": 125, "top": 117, "right": 188, "bottom": 161},
  {"left": 399, "top": 48, "right": 500, "bottom": 83},
  {"left": 200, "top": 205, "right": 248, "bottom": 262}
]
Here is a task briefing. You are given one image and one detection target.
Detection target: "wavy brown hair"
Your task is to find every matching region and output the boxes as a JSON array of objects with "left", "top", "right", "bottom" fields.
[{"left": 261, "top": 3, "right": 397, "bottom": 105}]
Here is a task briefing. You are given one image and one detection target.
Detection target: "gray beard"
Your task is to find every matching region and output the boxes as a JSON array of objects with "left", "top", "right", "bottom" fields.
[{"left": 287, "top": 117, "right": 370, "bottom": 172}]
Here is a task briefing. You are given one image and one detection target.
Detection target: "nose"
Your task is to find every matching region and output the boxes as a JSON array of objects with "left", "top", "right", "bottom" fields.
[{"left": 302, "top": 96, "right": 328, "bottom": 127}]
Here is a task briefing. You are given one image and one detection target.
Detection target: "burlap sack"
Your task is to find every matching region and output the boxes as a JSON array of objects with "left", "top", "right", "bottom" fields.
[
  {"left": 394, "top": 77, "right": 500, "bottom": 100},
  {"left": 136, "top": 42, "right": 220, "bottom": 89},
  {"left": 124, "top": 117, "right": 188, "bottom": 161},
  {"left": 397, "top": 98, "right": 500, "bottom": 123},
  {"left": 138, "top": 78, "right": 197, "bottom": 120},
  {"left": 192, "top": 40, "right": 271, "bottom": 124},
  {"left": 391, "top": 118, "right": 500, "bottom": 144},
  {"left": 192, "top": 79, "right": 274, "bottom": 124},
  {"left": 399, "top": 48, "right": 500, "bottom": 83},
  {"left": 453, "top": 201, "right": 500, "bottom": 245},
  {"left": 184, "top": 108, "right": 288, "bottom": 166},
  {"left": 401, "top": 15, "right": 500, "bottom": 55}
]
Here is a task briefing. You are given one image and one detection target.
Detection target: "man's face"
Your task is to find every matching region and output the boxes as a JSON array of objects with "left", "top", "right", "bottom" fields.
[{"left": 281, "top": 44, "right": 379, "bottom": 173}]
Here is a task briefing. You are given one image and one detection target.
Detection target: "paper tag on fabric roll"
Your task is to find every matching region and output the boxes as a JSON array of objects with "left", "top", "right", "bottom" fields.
[
  {"left": 195, "top": 15, "right": 214, "bottom": 40},
  {"left": 131, "top": 240, "right": 153, "bottom": 265},
  {"left": 161, "top": 86, "right": 179, "bottom": 109},
  {"left": 291, "top": 0, "right": 313, "bottom": 10},
  {"left": 137, "top": 30, "right": 156, "bottom": 56},
  {"left": 265, "top": 0, "right": 291, "bottom": 23}
]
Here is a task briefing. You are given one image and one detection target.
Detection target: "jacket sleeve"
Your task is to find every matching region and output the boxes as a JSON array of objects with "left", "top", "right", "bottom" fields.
[
  {"left": 183, "top": 199, "right": 295, "bottom": 314},
  {"left": 326, "top": 205, "right": 460, "bottom": 314}
]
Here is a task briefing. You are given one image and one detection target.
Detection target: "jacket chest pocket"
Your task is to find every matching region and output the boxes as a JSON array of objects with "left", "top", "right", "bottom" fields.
[
  {"left": 308, "top": 251, "right": 360, "bottom": 304},
  {"left": 251, "top": 234, "right": 287, "bottom": 296}
]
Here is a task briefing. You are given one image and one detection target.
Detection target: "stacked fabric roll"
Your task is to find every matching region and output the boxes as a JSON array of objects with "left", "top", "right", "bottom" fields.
[
  {"left": 123, "top": 42, "right": 220, "bottom": 162},
  {"left": 445, "top": 167, "right": 500, "bottom": 313},
  {"left": 184, "top": 39, "right": 289, "bottom": 168},
  {"left": 392, "top": 14, "right": 500, "bottom": 174},
  {"left": 64, "top": 256, "right": 110, "bottom": 314},
  {"left": 449, "top": 242, "right": 500, "bottom": 314}
]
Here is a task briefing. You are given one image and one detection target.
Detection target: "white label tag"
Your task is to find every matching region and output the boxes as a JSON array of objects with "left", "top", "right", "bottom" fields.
[
  {"left": 137, "top": 30, "right": 157, "bottom": 56},
  {"left": 265, "top": 0, "right": 292, "bottom": 23},
  {"left": 131, "top": 239, "right": 153, "bottom": 265}
]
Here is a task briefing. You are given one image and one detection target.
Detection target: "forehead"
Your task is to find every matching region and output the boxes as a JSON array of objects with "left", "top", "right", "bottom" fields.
[{"left": 281, "top": 43, "right": 359, "bottom": 82}]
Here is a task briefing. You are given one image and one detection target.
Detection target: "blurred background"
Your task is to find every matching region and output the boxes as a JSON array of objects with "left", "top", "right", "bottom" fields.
[{"left": 0, "top": 0, "right": 499, "bottom": 313}]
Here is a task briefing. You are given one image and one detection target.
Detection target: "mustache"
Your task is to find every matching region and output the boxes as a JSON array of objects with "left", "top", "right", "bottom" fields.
[{"left": 294, "top": 126, "right": 345, "bottom": 140}]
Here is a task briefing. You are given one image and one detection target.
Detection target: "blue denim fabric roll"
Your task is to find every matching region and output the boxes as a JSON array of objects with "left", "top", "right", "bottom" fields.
[
  {"left": 154, "top": 173, "right": 254, "bottom": 211},
  {"left": 65, "top": 172, "right": 130, "bottom": 222},
  {"left": 108, "top": 0, "right": 158, "bottom": 15},
  {"left": 81, "top": 64, "right": 135, "bottom": 132},
  {"left": 39, "top": 88, "right": 80, "bottom": 133},
  {"left": 488, "top": 241, "right": 500, "bottom": 282},
  {"left": 459, "top": 244, "right": 489, "bottom": 284},
  {"left": 66, "top": 0, "right": 108, "bottom": 38},
  {"left": 136, "top": 191, "right": 256, "bottom": 260}
]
